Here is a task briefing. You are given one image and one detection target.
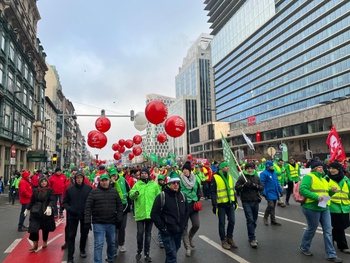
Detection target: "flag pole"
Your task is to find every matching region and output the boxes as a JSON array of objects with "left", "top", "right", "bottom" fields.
[{"left": 229, "top": 146, "right": 248, "bottom": 183}]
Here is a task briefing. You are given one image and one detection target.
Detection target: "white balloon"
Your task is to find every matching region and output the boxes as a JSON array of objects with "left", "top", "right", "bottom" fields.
[
  {"left": 134, "top": 112, "right": 148, "bottom": 125},
  {"left": 134, "top": 121, "right": 148, "bottom": 131}
]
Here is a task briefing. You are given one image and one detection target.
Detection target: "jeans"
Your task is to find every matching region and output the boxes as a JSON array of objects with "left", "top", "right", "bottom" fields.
[
  {"left": 67, "top": 218, "right": 89, "bottom": 260},
  {"left": 300, "top": 207, "right": 337, "bottom": 258},
  {"left": 160, "top": 231, "right": 182, "bottom": 263},
  {"left": 242, "top": 202, "right": 259, "bottom": 241},
  {"left": 136, "top": 219, "right": 153, "bottom": 254},
  {"left": 203, "top": 182, "right": 210, "bottom": 199},
  {"left": 18, "top": 204, "right": 28, "bottom": 229},
  {"left": 93, "top": 223, "right": 116, "bottom": 263},
  {"left": 53, "top": 194, "right": 63, "bottom": 216},
  {"left": 217, "top": 203, "right": 235, "bottom": 240}
]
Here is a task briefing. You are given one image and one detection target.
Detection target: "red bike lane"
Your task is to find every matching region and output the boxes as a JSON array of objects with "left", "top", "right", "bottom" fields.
[{"left": 3, "top": 217, "right": 66, "bottom": 263}]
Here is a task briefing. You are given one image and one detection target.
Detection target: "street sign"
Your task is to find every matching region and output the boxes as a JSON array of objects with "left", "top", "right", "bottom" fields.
[
  {"left": 11, "top": 146, "right": 16, "bottom": 158},
  {"left": 10, "top": 158, "right": 15, "bottom": 165},
  {"left": 267, "top": 147, "right": 276, "bottom": 158}
]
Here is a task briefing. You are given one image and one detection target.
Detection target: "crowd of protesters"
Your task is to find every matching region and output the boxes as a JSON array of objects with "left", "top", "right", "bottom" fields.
[{"left": 7, "top": 156, "right": 349, "bottom": 263}]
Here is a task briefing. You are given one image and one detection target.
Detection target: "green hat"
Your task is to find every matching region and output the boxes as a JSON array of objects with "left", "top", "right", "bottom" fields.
[
  {"left": 99, "top": 174, "right": 110, "bottom": 181},
  {"left": 168, "top": 171, "right": 180, "bottom": 184},
  {"left": 219, "top": 162, "right": 229, "bottom": 169},
  {"left": 158, "top": 175, "right": 165, "bottom": 181},
  {"left": 108, "top": 167, "right": 117, "bottom": 175}
]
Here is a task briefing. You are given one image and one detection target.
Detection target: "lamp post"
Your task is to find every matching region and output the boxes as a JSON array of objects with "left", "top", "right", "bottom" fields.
[
  {"left": 10, "top": 91, "right": 22, "bottom": 178},
  {"left": 43, "top": 119, "right": 50, "bottom": 169},
  {"left": 205, "top": 108, "right": 216, "bottom": 161}
]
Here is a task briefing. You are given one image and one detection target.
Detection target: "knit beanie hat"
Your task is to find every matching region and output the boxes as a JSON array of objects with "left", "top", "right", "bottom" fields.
[
  {"left": 141, "top": 167, "right": 150, "bottom": 175},
  {"left": 310, "top": 160, "right": 323, "bottom": 169},
  {"left": 182, "top": 161, "right": 192, "bottom": 171},
  {"left": 168, "top": 171, "right": 180, "bottom": 183},
  {"left": 329, "top": 162, "right": 343, "bottom": 171},
  {"left": 219, "top": 162, "right": 229, "bottom": 169},
  {"left": 39, "top": 176, "right": 48, "bottom": 185},
  {"left": 244, "top": 163, "right": 255, "bottom": 169}
]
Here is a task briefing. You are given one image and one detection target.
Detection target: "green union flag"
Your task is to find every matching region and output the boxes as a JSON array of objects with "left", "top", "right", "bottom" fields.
[
  {"left": 150, "top": 153, "right": 158, "bottom": 162},
  {"left": 221, "top": 133, "right": 239, "bottom": 183}
]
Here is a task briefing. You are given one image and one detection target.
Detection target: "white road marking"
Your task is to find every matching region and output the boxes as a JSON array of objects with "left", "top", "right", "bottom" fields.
[
  {"left": 4, "top": 239, "right": 21, "bottom": 253},
  {"left": 199, "top": 235, "right": 250, "bottom": 263}
]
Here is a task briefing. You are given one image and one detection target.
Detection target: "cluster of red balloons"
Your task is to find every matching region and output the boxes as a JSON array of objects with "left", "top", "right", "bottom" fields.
[
  {"left": 87, "top": 116, "right": 111, "bottom": 149},
  {"left": 91, "top": 159, "right": 107, "bottom": 167},
  {"left": 112, "top": 135, "right": 143, "bottom": 161},
  {"left": 144, "top": 100, "right": 186, "bottom": 142}
]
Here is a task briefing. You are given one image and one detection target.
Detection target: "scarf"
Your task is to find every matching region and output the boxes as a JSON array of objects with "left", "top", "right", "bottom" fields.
[
  {"left": 327, "top": 170, "right": 344, "bottom": 183},
  {"left": 180, "top": 172, "right": 196, "bottom": 189}
]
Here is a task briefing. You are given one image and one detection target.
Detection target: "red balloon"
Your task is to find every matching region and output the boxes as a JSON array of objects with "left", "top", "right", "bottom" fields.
[
  {"left": 145, "top": 100, "right": 168, "bottom": 125},
  {"left": 133, "top": 135, "right": 142, "bottom": 145},
  {"left": 113, "top": 152, "right": 121, "bottom": 160},
  {"left": 157, "top": 133, "right": 167, "bottom": 144},
  {"left": 119, "top": 146, "right": 126, "bottom": 153},
  {"left": 187, "top": 154, "right": 192, "bottom": 160},
  {"left": 88, "top": 131, "right": 107, "bottom": 149},
  {"left": 95, "top": 116, "right": 111, "bottom": 133},
  {"left": 164, "top": 115, "right": 186, "bottom": 138},
  {"left": 88, "top": 130, "right": 98, "bottom": 138},
  {"left": 125, "top": 139, "right": 134, "bottom": 149},
  {"left": 118, "top": 139, "right": 125, "bottom": 147},
  {"left": 102, "top": 160, "right": 106, "bottom": 164},
  {"left": 133, "top": 146, "right": 142, "bottom": 156},
  {"left": 112, "top": 143, "right": 120, "bottom": 151},
  {"left": 128, "top": 153, "right": 134, "bottom": 160}
]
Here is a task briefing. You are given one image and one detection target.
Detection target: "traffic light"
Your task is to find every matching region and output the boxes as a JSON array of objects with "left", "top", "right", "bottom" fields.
[{"left": 52, "top": 154, "right": 57, "bottom": 164}]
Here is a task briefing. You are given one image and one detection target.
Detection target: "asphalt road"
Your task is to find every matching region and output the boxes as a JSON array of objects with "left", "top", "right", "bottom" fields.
[{"left": 1, "top": 189, "right": 350, "bottom": 263}]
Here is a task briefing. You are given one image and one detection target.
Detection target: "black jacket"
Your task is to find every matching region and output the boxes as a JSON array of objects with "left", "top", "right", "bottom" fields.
[
  {"left": 151, "top": 186, "right": 188, "bottom": 234},
  {"left": 64, "top": 182, "right": 92, "bottom": 220},
  {"left": 235, "top": 172, "right": 264, "bottom": 203},
  {"left": 84, "top": 184, "right": 123, "bottom": 225}
]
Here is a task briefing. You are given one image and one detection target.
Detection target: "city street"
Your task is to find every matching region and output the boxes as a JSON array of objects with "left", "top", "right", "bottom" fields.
[{"left": 1, "top": 191, "right": 350, "bottom": 263}]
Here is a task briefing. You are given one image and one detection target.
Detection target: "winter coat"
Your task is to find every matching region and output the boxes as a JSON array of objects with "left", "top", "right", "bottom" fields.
[
  {"left": 19, "top": 177, "right": 32, "bottom": 205},
  {"left": 27, "top": 188, "right": 56, "bottom": 233},
  {"left": 84, "top": 184, "right": 123, "bottom": 225},
  {"left": 151, "top": 186, "right": 188, "bottom": 233},
  {"left": 129, "top": 179, "right": 160, "bottom": 221},
  {"left": 235, "top": 171, "right": 264, "bottom": 203},
  {"left": 64, "top": 181, "right": 92, "bottom": 220},
  {"left": 48, "top": 173, "right": 66, "bottom": 194},
  {"left": 260, "top": 168, "right": 283, "bottom": 200}
]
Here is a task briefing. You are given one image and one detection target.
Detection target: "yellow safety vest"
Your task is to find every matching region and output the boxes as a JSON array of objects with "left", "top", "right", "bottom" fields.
[
  {"left": 288, "top": 164, "right": 299, "bottom": 178},
  {"left": 329, "top": 179, "right": 350, "bottom": 205},
  {"left": 213, "top": 174, "right": 235, "bottom": 204},
  {"left": 305, "top": 173, "right": 330, "bottom": 205},
  {"left": 274, "top": 164, "right": 284, "bottom": 181}
]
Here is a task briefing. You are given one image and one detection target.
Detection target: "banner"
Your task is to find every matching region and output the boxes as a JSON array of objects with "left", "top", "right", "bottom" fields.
[
  {"left": 242, "top": 131, "right": 255, "bottom": 150},
  {"left": 221, "top": 133, "right": 240, "bottom": 183},
  {"left": 280, "top": 143, "right": 288, "bottom": 162},
  {"left": 326, "top": 125, "right": 346, "bottom": 162}
]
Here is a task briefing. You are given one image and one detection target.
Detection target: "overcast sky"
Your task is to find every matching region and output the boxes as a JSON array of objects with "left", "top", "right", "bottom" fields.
[{"left": 37, "top": 1, "right": 210, "bottom": 161}]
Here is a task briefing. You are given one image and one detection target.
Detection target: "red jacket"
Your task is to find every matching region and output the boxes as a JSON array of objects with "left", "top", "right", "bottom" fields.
[
  {"left": 19, "top": 177, "right": 32, "bottom": 204},
  {"left": 49, "top": 173, "right": 67, "bottom": 194},
  {"left": 31, "top": 173, "right": 39, "bottom": 187},
  {"left": 125, "top": 174, "right": 135, "bottom": 189}
]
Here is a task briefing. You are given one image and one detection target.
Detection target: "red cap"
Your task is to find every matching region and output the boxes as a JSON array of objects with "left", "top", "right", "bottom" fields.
[{"left": 22, "top": 170, "right": 31, "bottom": 178}]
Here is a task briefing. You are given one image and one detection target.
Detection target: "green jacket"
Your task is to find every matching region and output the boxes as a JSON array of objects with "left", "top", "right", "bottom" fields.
[
  {"left": 130, "top": 179, "right": 160, "bottom": 221},
  {"left": 300, "top": 171, "right": 328, "bottom": 212},
  {"left": 14, "top": 177, "right": 21, "bottom": 189},
  {"left": 114, "top": 176, "right": 128, "bottom": 205},
  {"left": 179, "top": 173, "right": 200, "bottom": 203},
  {"left": 257, "top": 163, "right": 266, "bottom": 172},
  {"left": 274, "top": 164, "right": 285, "bottom": 185},
  {"left": 285, "top": 163, "right": 301, "bottom": 183}
]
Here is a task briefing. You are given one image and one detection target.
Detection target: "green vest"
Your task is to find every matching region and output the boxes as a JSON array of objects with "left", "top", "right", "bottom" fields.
[{"left": 114, "top": 176, "right": 128, "bottom": 204}]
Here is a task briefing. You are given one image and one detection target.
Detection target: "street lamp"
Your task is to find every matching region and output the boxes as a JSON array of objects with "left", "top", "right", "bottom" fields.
[
  {"left": 10, "top": 91, "right": 22, "bottom": 177},
  {"left": 43, "top": 118, "right": 50, "bottom": 169},
  {"left": 205, "top": 108, "right": 216, "bottom": 161}
]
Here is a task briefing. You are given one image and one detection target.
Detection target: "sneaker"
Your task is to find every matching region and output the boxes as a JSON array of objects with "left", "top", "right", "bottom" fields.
[
  {"left": 136, "top": 252, "right": 142, "bottom": 261},
  {"left": 250, "top": 240, "right": 258, "bottom": 248},
  {"left": 159, "top": 242, "right": 164, "bottom": 248},
  {"left": 326, "top": 257, "right": 343, "bottom": 262},
  {"left": 271, "top": 221, "right": 282, "bottom": 226},
  {"left": 299, "top": 246, "right": 313, "bottom": 256},
  {"left": 145, "top": 254, "right": 152, "bottom": 262},
  {"left": 80, "top": 251, "right": 87, "bottom": 258},
  {"left": 340, "top": 249, "right": 350, "bottom": 254},
  {"left": 185, "top": 248, "right": 191, "bottom": 257},
  {"left": 119, "top": 245, "right": 126, "bottom": 252}
]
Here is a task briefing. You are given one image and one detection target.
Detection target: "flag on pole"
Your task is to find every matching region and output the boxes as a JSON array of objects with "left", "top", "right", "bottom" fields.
[
  {"left": 150, "top": 153, "right": 158, "bottom": 162},
  {"left": 326, "top": 125, "right": 346, "bottom": 162},
  {"left": 241, "top": 131, "right": 255, "bottom": 150},
  {"left": 221, "top": 133, "right": 240, "bottom": 183}
]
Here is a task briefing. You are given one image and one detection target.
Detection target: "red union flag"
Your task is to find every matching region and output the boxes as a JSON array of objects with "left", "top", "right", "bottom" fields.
[{"left": 326, "top": 125, "right": 346, "bottom": 162}]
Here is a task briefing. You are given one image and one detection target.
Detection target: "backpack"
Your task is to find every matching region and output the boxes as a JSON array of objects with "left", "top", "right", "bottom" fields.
[
  {"left": 293, "top": 181, "right": 305, "bottom": 203},
  {"left": 160, "top": 191, "right": 185, "bottom": 210}
]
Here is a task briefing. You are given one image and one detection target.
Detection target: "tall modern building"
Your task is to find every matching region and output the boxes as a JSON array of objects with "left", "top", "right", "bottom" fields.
[
  {"left": 172, "top": 34, "right": 215, "bottom": 161},
  {"left": 203, "top": 0, "right": 350, "bottom": 160}
]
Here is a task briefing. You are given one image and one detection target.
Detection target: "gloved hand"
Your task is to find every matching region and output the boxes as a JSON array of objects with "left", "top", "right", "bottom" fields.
[
  {"left": 244, "top": 181, "right": 253, "bottom": 188},
  {"left": 234, "top": 201, "right": 239, "bottom": 210},
  {"left": 212, "top": 206, "right": 217, "bottom": 215},
  {"left": 44, "top": 206, "right": 52, "bottom": 216},
  {"left": 24, "top": 209, "right": 30, "bottom": 217}
]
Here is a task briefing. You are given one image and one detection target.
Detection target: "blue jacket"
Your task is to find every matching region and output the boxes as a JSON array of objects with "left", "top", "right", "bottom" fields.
[{"left": 260, "top": 168, "right": 283, "bottom": 200}]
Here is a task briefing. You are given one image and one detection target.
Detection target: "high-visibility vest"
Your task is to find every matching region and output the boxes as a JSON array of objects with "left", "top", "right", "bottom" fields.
[
  {"left": 213, "top": 173, "right": 235, "bottom": 204},
  {"left": 305, "top": 173, "right": 330, "bottom": 205},
  {"left": 274, "top": 164, "right": 284, "bottom": 181},
  {"left": 329, "top": 179, "right": 350, "bottom": 205},
  {"left": 288, "top": 164, "right": 299, "bottom": 178}
]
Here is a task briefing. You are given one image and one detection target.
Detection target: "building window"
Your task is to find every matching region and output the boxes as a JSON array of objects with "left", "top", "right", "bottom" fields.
[
  {"left": 9, "top": 43, "right": 15, "bottom": 61},
  {"left": 0, "top": 63, "right": 3, "bottom": 86},
  {"left": 0, "top": 33, "right": 5, "bottom": 52},
  {"left": 17, "top": 56, "right": 22, "bottom": 72},
  {"left": 29, "top": 94, "right": 33, "bottom": 111},
  {"left": 23, "top": 89, "right": 27, "bottom": 106},
  {"left": 7, "top": 71, "right": 14, "bottom": 92}
]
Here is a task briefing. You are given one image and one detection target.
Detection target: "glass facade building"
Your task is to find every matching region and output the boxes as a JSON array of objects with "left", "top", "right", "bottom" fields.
[{"left": 206, "top": 0, "right": 350, "bottom": 129}]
